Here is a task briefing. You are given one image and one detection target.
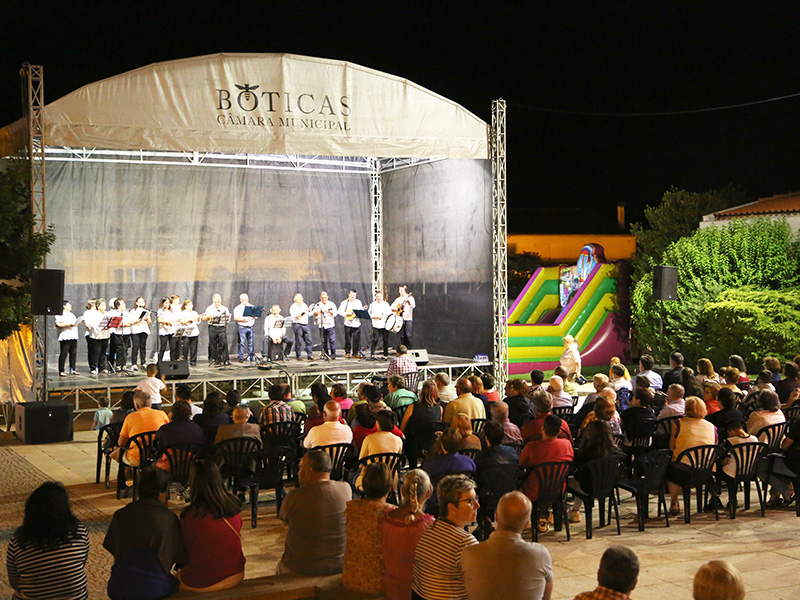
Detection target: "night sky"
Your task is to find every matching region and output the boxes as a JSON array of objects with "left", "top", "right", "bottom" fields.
[{"left": 3, "top": 3, "right": 800, "bottom": 234}]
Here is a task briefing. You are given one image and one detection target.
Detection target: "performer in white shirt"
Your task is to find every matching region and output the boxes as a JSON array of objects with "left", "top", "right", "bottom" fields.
[
  {"left": 312, "top": 291, "right": 337, "bottom": 359},
  {"left": 129, "top": 296, "right": 152, "bottom": 371},
  {"left": 55, "top": 301, "right": 80, "bottom": 376},
  {"left": 265, "top": 304, "right": 292, "bottom": 361},
  {"left": 233, "top": 293, "right": 257, "bottom": 362},
  {"left": 86, "top": 298, "right": 112, "bottom": 375},
  {"left": 368, "top": 290, "right": 391, "bottom": 359},
  {"left": 202, "top": 294, "right": 231, "bottom": 366},
  {"left": 289, "top": 293, "right": 313, "bottom": 360},
  {"left": 180, "top": 299, "right": 201, "bottom": 367},
  {"left": 338, "top": 289, "right": 364, "bottom": 359},
  {"left": 82, "top": 299, "right": 98, "bottom": 373},
  {"left": 107, "top": 298, "right": 134, "bottom": 373},
  {"left": 156, "top": 297, "right": 179, "bottom": 364},
  {"left": 390, "top": 285, "right": 416, "bottom": 348}
]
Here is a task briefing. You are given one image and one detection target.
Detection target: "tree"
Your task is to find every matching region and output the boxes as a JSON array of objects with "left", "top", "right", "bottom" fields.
[
  {"left": 629, "top": 185, "right": 750, "bottom": 283},
  {"left": 631, "top": 217, "right": 800, "bottom": 367},
  {"left": 508, "top": 251, "right": 543, "bottom": 299},
  {"left": 0, "top": 162, "right": 56, "bottom": 339}
]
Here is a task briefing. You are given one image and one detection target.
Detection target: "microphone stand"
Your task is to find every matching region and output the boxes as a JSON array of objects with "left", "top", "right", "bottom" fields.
[{"left": 310, "top": 302, "right": 331, "bottom": 363}]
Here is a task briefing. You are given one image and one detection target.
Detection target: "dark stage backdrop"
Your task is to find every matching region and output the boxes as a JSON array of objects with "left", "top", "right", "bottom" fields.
[{"left": 44, "top": 157, "right": 491, "bottom": 365}]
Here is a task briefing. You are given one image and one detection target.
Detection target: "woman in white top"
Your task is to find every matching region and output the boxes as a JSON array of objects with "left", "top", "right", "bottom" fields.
[
  {"left": 129, "top": 296, "right": 152, "bottom": 370},
  {"left": 81, "top": 299, "right": 97, "bottom": 372},
  {"left": 86, "top": 298, "right": 112, "bottom": 375},
  {"left": 559, "top": 334, "right": 582, "bottom": 378},
  {"left": 55, "top": 301, "right": 80, "bottom": 376},
  {"left": 157, "top": 297, "right": 178, "bottom": 363},
  {"left": 180, "top": 300, "right": 201, "bottom": 366}
]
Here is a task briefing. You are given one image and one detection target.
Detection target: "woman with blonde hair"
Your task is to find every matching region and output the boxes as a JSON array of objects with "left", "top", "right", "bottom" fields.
[
  {"left": 560, "top": 334, "right": 582, "bottom": 379},
  {"left": 381, "top": 470, "right": 434, "bottom": 600},
  {"left": 696, "top": 358, "right": 719, "bottom": 384},
  {"left": 693, "top": 560, "right": 745, "bottom": 600}
]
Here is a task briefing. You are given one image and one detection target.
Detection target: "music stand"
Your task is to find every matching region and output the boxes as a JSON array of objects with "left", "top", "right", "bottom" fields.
[
  {"left": 243, "top": 305, "right": 263, "bottom": 319},
  {"left": 310, "top": 302, "right": 331, "bottom": 363}
]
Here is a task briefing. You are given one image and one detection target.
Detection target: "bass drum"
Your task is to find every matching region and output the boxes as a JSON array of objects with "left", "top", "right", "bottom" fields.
[{"left": 385, "top": 313, "right": 404, "bottom": 333}]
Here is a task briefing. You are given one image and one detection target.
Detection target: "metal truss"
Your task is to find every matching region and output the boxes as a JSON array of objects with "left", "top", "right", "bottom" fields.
[
  {"left": 22, "top": 64, "right": 48, "bottom": 403},
  {"left": 377, "top": 157, "right": 444, "bottom": 173},
  {"left": 44, "top": 147, "right": 374, "bottom": 174},
  {"left": 491, "top": 99, "right": 508, "bottom": 385},
  {"left": 369, "top": 157, "right": 384, "bottom": 295}
]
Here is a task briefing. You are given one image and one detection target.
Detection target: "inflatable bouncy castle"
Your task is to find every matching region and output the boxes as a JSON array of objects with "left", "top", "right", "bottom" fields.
[{"left": 506, "top": 243, "right": 628, "bottom": 375}]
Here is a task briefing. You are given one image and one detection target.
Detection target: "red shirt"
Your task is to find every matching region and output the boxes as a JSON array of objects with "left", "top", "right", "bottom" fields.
[
  {"left": 485, "top": 390, "right": 501, "bottom": 403},
  {"left": 519, "top": 438, "right": 574, "bottom": 499},
  {"left": 520, "top": 414, "right": 572, "bottom": 444},
  {"left": 179, "top": 510, "right": 245, "bottom": 588},
  {"left": 353, "top": 424, "right": 404, "bottom": 452}
]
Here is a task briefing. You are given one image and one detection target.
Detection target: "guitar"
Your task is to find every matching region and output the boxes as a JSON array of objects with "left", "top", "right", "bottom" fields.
[{"left": 392, "top": 294, "right": 413, "bottom": 316}]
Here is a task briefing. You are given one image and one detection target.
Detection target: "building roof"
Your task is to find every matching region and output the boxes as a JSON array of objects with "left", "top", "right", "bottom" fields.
[{"left": 712, "top": 192, "right": 800, "bottom": 219}]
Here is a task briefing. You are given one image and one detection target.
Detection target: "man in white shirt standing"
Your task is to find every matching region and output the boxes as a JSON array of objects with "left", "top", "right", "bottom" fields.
[
  {"left": 289, "top": 293, "right": 313, "bottom": 360},
  {"left": 368, "top": 290, "right": 391, "bottom": 359},
  {"left": 390, "top": 285, "right": 416, "bottom": 349},
  {"left": 337, "top": 289, "right": 363, "bottom": 359},
  {"left": 202, "top": 294, "right": 231, "bottom": 366},
  {"left": 313, "top": 291, "right": 337, "bottom": 360},
  {"left": 233, "top": 293, "right": 257, "bottom": 363}
]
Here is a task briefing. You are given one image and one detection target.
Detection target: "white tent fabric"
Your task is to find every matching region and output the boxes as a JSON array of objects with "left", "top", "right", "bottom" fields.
[{"left": 1, "top": 53, "right": 488, "bottom": 159}]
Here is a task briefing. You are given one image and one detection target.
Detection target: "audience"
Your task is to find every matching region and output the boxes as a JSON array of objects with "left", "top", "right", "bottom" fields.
[
  {"left": 490, "top": 400, "right": 523, "bottom": 445},
  {"left": 111, "top": 390, "right": 136, "bottom": 424},
  {"left": 302, "top": 382, "right": 333, "bottom": 433},
  {"left": 696, "top": 358, "right": 720, "bottom": 384},
  {"left": 706, "top": 387, "right": 745, "bottom": 439},
  {"left": 693, "top": 560, "right": 745, "bottom": 600},
  {"left": 775, "top": 361, "right": 800, "bottom": 405},
  {"left": 609, "top": 356, "right": 631, "bottom": 381},
  {"left": 359, "top": 411, "right": 404, "bottom": 462},
  {"left": 579, "top": 392, "right": 622, "bottom": 438},
  {"left": 682, "top": 367, "right": 705, "bottom": 399},
  {"left": 620, "top": 387, "right": 656, "bottom": 444},
  {"left": 746, "top": 390, "right": 785, "bottom": 441},
  {"left": 764, "top": 356, "right": 782, "bottom": 385},
  {"left": 633, "top": 354, "right": 663, "bottom": 391},
  {"left": 342, "top": 462, "right": 396, "bottom": 594},
  {"left": 215, "top": 404, "right": 260, "bottom": 443},
  {"left": 400, "top": 379, "right": 444, "bottom": 467},
  {"left": 303, "top": 400, "right": 354, "bottom": 448},
  {"left": 662, "top": 351, "right": 685, "bottom": 388},
  {"left": 609, "top": 364, "right": 632, "bottom": 392},
  {"left": 574, "top": 545, "right": 639, "bottom": 600},
  {"left": 462, "top": 491, "right": 554, "bottom": 600},
  {"left": 192, "top": 392, "right": 232, "bottom": 446},
  {"left": 412, "top": 474, "right": 478, "bottom": 600},
  {"left": 7, "top": 482, "right": 89, "bottom": 600},
  {"left": 116, "top": 390, "right": 170, "bottom": 490},
  {"left": 481, "top": 374, "right": 502, "bottom": 403},
  {"left": 729, "top": 354, "right": 750, "bottom": 384},
  {"left": 521, "top": 389, "right": 572, "bottom": 443},
  {"left": 434, "top": 372, "right": 457, "bottom": 404},
  {"left": 569, "top": 421, "right": 625, "bottom": 524},
  {"left": 278, "top": 450, "right": 352, "bottom": 575},
  {"left": 154, "top": 399, "right": 205, "bottom": 470},
  {"left": 385, "top": 375, "right": 417, "bottom": 410},
  {"left": 452, "top": 413, "right": 482, "bottom": 452},
  {"left": 547, "top": 375, "right": 573, "bottom": 408},
  {"left": 352, "top": 404, "right": 379, "bottom": 452},
  {"left": 259, "top": 383, "right": 295, "bottom": 426},
  {"left": 444, "top": 378, "right": 486, "bottom": 423},
  {"left": 502, "top": 379, "right": 535, "bottom": 427},
  {"left": 658, "top": 383, "right": 686, "bottom": 420},
  {"left": 475, "top": 421, "right": 519, "bottom": 469},
  {"left": 175, "top": 383, "right": 202, "bottom": 419},
  {"left": 104, "top": 467, "right": 184, "bottom": 600},
  {"left": 382, "top": 470, "right": 435, "bottom": 600},
  {"left": 422, "top": 428, "right": 477, "bottom": 513},
  {"left": 702, "top": 381, "right": 722, "bottom": 414},
  {"left": 178, "top": 459, "right": 245, "bottom": 592}
]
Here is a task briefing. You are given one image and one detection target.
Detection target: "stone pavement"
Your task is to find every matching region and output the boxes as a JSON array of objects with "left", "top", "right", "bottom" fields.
[{"left": 2, "top": 429, "right": 800, "bottom": 599}]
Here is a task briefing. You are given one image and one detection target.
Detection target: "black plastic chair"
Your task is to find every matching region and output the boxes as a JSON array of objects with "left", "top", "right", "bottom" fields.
[
  {"left": 412, "top": 420, "right": 447, "bottom": 464},
  {"left": 117, "top": 431, "right": 160, "bottom": 500},
  {"left": 757, "top": 422, "right": 789, "bottom": 500},
  {"left": 403, "top": 372, "right": 420, "bottom": 394},
  {"left": 617, "top": 449, "right": 672, "bottom": 531},
  {"left": 626, "top": 418, "right": 658, "bottom": 457},
  {"left": 254, "top": 446, "right": 288, "bottom": 520},
  {"left": 524, "top": 461, "right": 572, "bottom": 542},
  {"left": 720, "top": 442, "right": 768, "bottom": 518},
  {"left": 782, "top": 405, "right": 800, "bottom": 425},
  {"left": 671, "top": 444, "right": 722, "bottom": 523},
  {"left": 352, "top": 452, "right": 406, "bottom": 501},
  {"left": 96, "top": 421, "right": 123, "bottom": 487},
  {"left": 567, "top": 455, "right": 624, "bottom": 539},
  {"left": 656, "top": 415, "right": 683, "bottom": 438},
  {"left": 260, "top": 421, "right": 301, "bottom": 481},
  {"left": 471, "top": 418, "right": 488, "bottom": 435},
  {"left": 312, "top": 442, "right": 354, "bottom": 481},
  {"left": 475, "top": 463, "right": 524, "bottom": 540},
  {"left": 158, "top": 442, "right": 205, "bottom": 498},
  {"left": 552, "top": 406, "right": 575, "bottom": 422},
  {"left": 214, "top": 437, "right": 263, "bottom": 528},
  {"left": 293, "top": 412, "right": 307, "bottom": 427},
  {"left": 458, "top": 447, "right": 481, "bottom": 461}
]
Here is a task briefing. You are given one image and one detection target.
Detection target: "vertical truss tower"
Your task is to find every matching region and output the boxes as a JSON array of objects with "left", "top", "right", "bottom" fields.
[{"left": 491, "top": 99, "right": 508, "bottom": 383}]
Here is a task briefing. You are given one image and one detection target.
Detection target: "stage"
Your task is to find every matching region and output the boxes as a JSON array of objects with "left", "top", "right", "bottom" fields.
[{"left": 46, "top": 352, "right": 492, "bottom": 416}]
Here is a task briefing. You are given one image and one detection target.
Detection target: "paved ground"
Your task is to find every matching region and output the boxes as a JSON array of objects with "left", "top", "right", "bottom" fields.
[{"left": 2, "top": 429, "right": 800, "bottom": 599}]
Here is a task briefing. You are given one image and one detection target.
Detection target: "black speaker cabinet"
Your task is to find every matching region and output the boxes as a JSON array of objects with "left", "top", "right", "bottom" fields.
[
  {"left": 31, "top": 269, "right": 65, "bottom": 315},
  {"left": 408, "top": 348, "right": 430, "bottom": 366},
  {"left": 652, "top": 266, "right": 679, "bottom": 301},
  {"left": 15, "top": 401, "right": 73, "bottom": 444},
  {"left": 158, "top": 359, "right": 190, "bottom": 380}
]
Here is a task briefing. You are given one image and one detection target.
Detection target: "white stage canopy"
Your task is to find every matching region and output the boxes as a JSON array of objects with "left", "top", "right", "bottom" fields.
[{"left": 1, "top": 53, "right": 488, "bottom": 159}]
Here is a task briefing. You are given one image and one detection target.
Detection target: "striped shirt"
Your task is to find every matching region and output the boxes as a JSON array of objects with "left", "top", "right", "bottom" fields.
[
  {"left": 412, "top": 519, "right": 477, "bottom": 600},
  {"left": 6, "top": 523, "right": 89, "bottom": 600}
]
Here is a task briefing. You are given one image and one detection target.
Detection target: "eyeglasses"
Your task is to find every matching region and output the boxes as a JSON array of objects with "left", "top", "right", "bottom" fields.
[{"left": 456, "top": 495, "right": 479, "bottom": 507}]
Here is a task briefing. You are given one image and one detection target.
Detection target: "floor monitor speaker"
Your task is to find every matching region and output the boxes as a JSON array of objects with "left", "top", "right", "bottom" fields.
[
  {"left": 408, "top": 348, "right": 430, "bottom": 366},
  {"left": 158, "top": 360, "right": 190, "bottom": 380}
]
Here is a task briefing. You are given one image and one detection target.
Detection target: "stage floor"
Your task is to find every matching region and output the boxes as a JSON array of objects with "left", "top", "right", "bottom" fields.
[{"left": 46, "top": 352, "right": 491, "bottom": 415}]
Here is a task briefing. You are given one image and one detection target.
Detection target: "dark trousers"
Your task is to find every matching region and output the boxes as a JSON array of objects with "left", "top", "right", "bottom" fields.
[
  {"left": 399, "top": 319, "right": 413, "bottom": 348},
  {"left": 88, "top": 337, "right": 109, "bottom": 371},
  {"left": 158, "top": 335, "right": 180, "bottom": 363},
  {"left": 182, "top": 336, "right": 198, "bottom": 365},
  {"left": 209, "top": 326, "right": 229, "bottom": 363},
  {"left": 344, "top": 326, "right": 361, "bottom": 356},
  {"left": 292, "top": 323, "right": 313, "bottom": 358},
  {"left": 371, "top": 327, "right": 389, "bottom": 357},
  {"left": 130, "top": 333, "right": 148, "bottom": 365},
  {"left": 58, "top": 339, "right": 77, "bottom": 372},
  {"left": 110, "top": 333, "right": 127, "bottom": 368},
  {"left": 268, "top": 338, "right": 293, "bottom": 361},
  {"left": 321, "top": 326, "right": 336, "bottom": 356}
]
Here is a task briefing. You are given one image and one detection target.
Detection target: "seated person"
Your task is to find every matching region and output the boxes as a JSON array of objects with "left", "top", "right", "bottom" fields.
[
  {"left": 746, "top": 390, "right": 785, "bottom": 440},
  {"left": 384, "top": 375, "right": 417, "bottom": 410},
  {"left": 360, "top": 411, "right": 404, "bottom": 459},
  {"left": 104, "top": 467, "right": 185, "bottom": 600},
  {"left": 609, "top": 362, "right": 632, "bottom": 391},
  {"left": 489, "top": 401, "right": 522, "bottom": 446},
  {"left": 776, "top": 361, "right": 800, "bottom": 405},
  {"left": 658, "top": 383, "right": 686, "bottom": 420},
  {"left": 154, "top": 400, "right": 205, "bottom": 470},
  {"left": 520, "top": 389, "right": 572, "bottom": 443},
  {"left": 701, "top": 381, "right": 722, "bottom": 414},
  {"left": 434, "top": 372, "right": 458, "bottom": 404},
  {"left": 481, "top": 374, "right": 502, "bottom": 404},
  {"left": 304, "top": 401, "right": 354, "bottom": 448},
  {"left": 215, "top": 405, "right": 260, "bottom": 444},
  {"left": 706, "top": 387, "right": 745, "bottom": 439},
  {"left": 193, "top": 392, "right": 233, "bottom": 447},
  {"left": 621, "top": 387, "right": 656, "bottom": 445},
  {"left": 502, "top": 379, "right": 535, "bottom": 428},
  {"left": 693, "top": 561, "right": 745, "bottom": 600},
  {"left": 331, "top": 383, "right": 354, "bottom": 411},
  {"left": 547, "top": 375, "right": 573, "bottom": 408},
  {"left": 474, "top": 421, "right": 519, "bottom": 469},
  {"left": 444, "top": 378, "right": 486, "bottom": 424},
  {"left": 278, "top": 450, "right": 352, "bottom": 575},
  {"left": 553, "top": 365, "right": 578, "bottom": 397},
  {"left": 258, "top": 383, "right": 295, "bottom": 426},
  {"left": 633, "top": 354, "right": 663, "bottom": 391},
  {"left": 574, "top": 545, "right": 639, "bottom": 600},
  {"left": 579, "top": 393, "right": 622, "bottom": 438},
  {"left": 422, "top": 428, "right": 477, "bottom": 513},
  {"left": 452, "top": 413, "right": 482, "bottom": 452}
]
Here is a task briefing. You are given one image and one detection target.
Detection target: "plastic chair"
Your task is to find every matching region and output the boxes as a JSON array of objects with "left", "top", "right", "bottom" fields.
[
  {"left": 458, "top": 447, "right": 481, "bottom": 461},
  {"left": 312, "top": 442, "right": 354, "bottom": 481},
  {"left": 403, "top": 372, "right": 420, "bottom": 394},
  {"left": 567, "top": 455, "right": 624, "bottom": 539},
  {"left": 158, "top": 442, "right": 205, "bottom": 497},
  {"left": 293, "top": 412, "right": 307, "bottom": 427},
  {"left": 254, "top": 446, "right": 288, "bottom": 520},
  {"left": 411, "top": 420, "right": 447, "bottom": 464},
  {"left": 214, "top": 437, "right": 263, "bottom": 528},
  {"left": 672, "top": 444, "right": 722, "bottom": 523},
  {"left": 782, "top": 405, "right": 800, "bottom": 425},
  {"left": 475, "top": 463, "right": 524, "bottom": 540},
  {"left": 260, "top": 421, "right": 301, "bottom": 481},
  {"left": 96, "top": 421, "right": 123, "bottom": 486},
  {"left": 117, "top": 431, "right": 160, "bottom": 500},
  {"left": 471, "top": 418, "right": 488, "bottom": 435},
  {"left": 756, "top": 422, "right": 788, "bottom": 451},
  {"left": 720, "top": 442, "right": 768, "bottom": 518},
  {"left": 552, "top": 406, "right": 574, "bottom": 419},
  {"left": 626, "top": 418, "right": 658, "bottom": 457},
  {"left": 524, "top": 461, "right": 572, "bottom": 542},
  {"left": 617, "top": 449, "right": 672, "bottom": 531},
  {"left": 352, "top": 452, "right": 406, "bottom": 501}
]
